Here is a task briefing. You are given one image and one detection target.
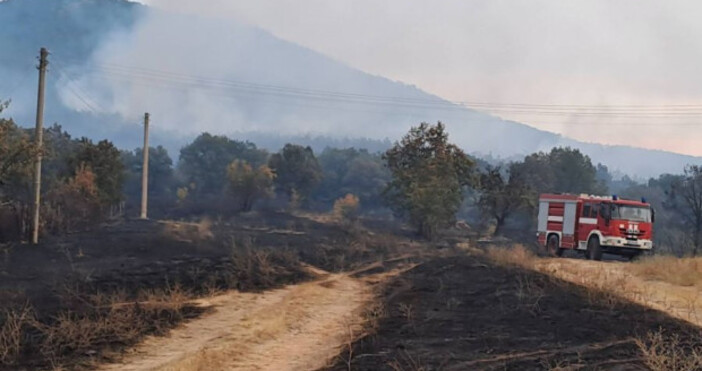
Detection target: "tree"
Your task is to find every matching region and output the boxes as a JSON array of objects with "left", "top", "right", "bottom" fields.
[
  {"left": 509, "top": 152, "right": 554, "bottom": 195},
  {"left": 383, "top": 122, "right": 474, "bottom": 238},
  {"left": 317, "top": 147, "right": 389, "bottom": 208},
  {"left": 122, "top": 145, "right": 175, "bottom": 210},
  {"left": 477, "top": 165, "right": 532, "bottom": 236},
  {"left": 0, "top": 102, "right": 34, "bottom": 197},
  {"left": 44, "top": 164, "right": 101, "bottom": 233},
  {"left": 179, "top": 133, "right": 268, "bottom": 196},
  {"left": 69, "top": 138, "right": 125, "bottom": 207},
  {"left": 226, "top": 160, "right": 275, "bottom": 212},
  {"left": 268, "top": 144, "right": 322, "bottom": 202},
  {"left": 0, "top": 104, "right": 35, "bottom": 241},
  {"left": 549, "top": 147, "right": 604, "bottom": 194},
  {"left": 510, "top": 147, "right": 605, "bottom": 195},
  {"left": 0, "top": 121, "right": 33, "bottom": 194},
  {"left": 666, "top": 165, "right": 702, "bottom": 255}
]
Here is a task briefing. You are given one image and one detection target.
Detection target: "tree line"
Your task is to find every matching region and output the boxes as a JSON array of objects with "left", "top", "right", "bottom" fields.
[{"left": 2, "top": 107, "right": 701, "bottom": 255}]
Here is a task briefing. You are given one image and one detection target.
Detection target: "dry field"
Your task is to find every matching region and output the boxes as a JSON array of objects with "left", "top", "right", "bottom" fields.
[{"left": 484, "top": 245, "right": 702, "bottom": 329}]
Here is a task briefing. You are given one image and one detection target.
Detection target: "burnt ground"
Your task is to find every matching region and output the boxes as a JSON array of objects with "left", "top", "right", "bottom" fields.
[
  {"left": 0, "top": 212, "right": 410, "bottom": 313},
  {"left": 0, "top": 212, "right": 418, "bottom": 370},
  {"left": 330, "top": 254, "right": 702, "bottom": 370}
]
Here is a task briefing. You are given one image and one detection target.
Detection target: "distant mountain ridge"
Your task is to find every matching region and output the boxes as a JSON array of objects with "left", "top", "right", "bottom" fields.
[{"left": 0, "top": 0, "right": 698, "bottom": 178}]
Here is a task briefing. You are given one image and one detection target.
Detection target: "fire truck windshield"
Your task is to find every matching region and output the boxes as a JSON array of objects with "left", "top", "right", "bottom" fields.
[{"left": 611, "top": 204, "right": 651, "bottom": 223}]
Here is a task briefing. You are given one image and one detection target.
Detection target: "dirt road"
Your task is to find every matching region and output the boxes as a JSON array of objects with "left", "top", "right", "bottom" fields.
[{"left": 100, "top": 269, "right": 371, "bottom": 371}]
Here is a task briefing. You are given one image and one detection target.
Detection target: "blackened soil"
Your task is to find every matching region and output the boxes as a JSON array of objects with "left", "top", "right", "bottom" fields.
[{"left": 330, "top": 255, "right": 701, "bottom": 370}]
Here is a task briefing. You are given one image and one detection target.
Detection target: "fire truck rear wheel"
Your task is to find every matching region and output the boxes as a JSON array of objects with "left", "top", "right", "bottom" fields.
[
  {"left": 587, "top": 236, "right": 603, "bottom": 261},
  {"left": 547, "top": 234, "right": 563, "bottom": 257}
]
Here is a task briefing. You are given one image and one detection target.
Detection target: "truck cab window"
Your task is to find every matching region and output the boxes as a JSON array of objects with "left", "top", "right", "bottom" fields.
[
  {"left": 599, "top": 203, "right": 611, "bottom": 219},
  {"left": 583, "top": 203, "right": 591, "bottom": 217}
]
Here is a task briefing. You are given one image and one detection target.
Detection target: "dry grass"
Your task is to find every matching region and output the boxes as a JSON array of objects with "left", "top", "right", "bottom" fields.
[
  {"left": 635, "top": 329, "right": 702, "bottom": 371},
  {"left": 484, "top": 244, "right": 537, "bottom": 268},
  {"left": 630, "top": 256, "right": 702, "bottom": 287},
  {"left": 387, "top": 350, "right": 428, "bottom": 371},
  {"left": 161, "top": 218, "right": 214, "bottom": 243},
  {"left": 484, "top": 245, "right": 630, "bottom": 313},
  {"left": 0, "top": 305, "right": 33, "bottom": 365},
  {"left": 0, "top": 285, "right": 199, "bottom": 369},
  {"left": 515, "top": 274, "right": 546, "bottom": 315}
]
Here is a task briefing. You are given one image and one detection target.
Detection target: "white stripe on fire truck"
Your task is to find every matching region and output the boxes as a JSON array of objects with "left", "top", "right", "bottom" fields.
[
  {"left": 580, "top": 217, "right": 597, "bottom": 225},
  {"left": 547, "top": 216, "right": 564, "bottom": 222}
]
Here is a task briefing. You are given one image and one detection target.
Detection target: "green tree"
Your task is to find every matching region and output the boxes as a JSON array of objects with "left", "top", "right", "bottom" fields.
[
  {"left": 317, "top": 147, "right": 389, "bottom": 208},
  {"left": 179, "top": 133, "right": 268, "bottom": 196},
  {"left": 477, "top": 165, "right": 532, "bottom": 236},
  {"left": 69, "top": 138, "right": 125, "bottom": 207},
  {"left": 122, "top": 145, "right": 175, "bottom": 206},
  {"left": 226, "top": 160, "right": 275, "bottom": 212},
  {"left": 0, "top": 122, "right": 33, "bottom": 196},
  {"left": 0, "top": 102, "right": 34, "bottom": 198},
  {"left": 550, "top": 147, "right": 604, "bottom": 194},
  {"left": 383, "top": 122, "right": 474, "bottom": 238},
  {"left": 510, "top": 147, "right": 605, "bottom": 195},
  {"left": 268, "top": 144, "right": 322, "bottom": 202}
]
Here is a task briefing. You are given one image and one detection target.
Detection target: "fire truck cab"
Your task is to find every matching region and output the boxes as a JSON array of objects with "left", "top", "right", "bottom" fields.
[{"left": 537, "top": 194, "right": 654, "bottom": 260}]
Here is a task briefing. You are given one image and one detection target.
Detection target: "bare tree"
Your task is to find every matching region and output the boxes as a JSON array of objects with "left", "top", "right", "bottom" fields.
[{"left": 667, "top": 165, "right": 702, "bottom": 255}]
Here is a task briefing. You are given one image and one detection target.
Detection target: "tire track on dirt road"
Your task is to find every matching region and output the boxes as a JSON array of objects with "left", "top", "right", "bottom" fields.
[{"left": 99, "top": 261, "right": 411, "bottom": 371}]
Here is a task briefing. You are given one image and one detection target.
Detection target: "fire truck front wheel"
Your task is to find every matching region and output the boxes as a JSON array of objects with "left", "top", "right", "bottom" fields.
[
  {"left": 547, "top": 234, "right": 563, "bottom": 257},
  {"left": 587, "top": 236, "right": 603, "bottom": 261}
]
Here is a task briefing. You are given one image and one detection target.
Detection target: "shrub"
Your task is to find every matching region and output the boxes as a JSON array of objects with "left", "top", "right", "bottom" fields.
[
  {"left": 43, "top": 164, "right": 102, "bottom": 234},
  {"left": 333, "top": 194, "right": 360, "bottom": 222}
]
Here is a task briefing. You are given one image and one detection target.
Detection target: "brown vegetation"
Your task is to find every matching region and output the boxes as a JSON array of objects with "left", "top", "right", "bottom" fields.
[
  {"left": 636, "top": 329, "right": 702, "bottom": 371},
  {"left": 0, "top": 286, "right": 201, "bottom": 369},
  {"left": 630, "top": 255, "right": 702, "bottom": 287},
  {"left": 332, "top": 193, "right": 360, "bottom": 222}
]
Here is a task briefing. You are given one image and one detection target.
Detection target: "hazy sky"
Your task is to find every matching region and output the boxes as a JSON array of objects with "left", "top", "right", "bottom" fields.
[{"left": 137, "top": 0, "right": 702, "bottom": 156}]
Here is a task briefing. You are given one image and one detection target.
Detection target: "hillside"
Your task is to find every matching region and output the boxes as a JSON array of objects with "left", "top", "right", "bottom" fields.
[{"left": 0, "top": 0, "right": 698, "bottom": 178}]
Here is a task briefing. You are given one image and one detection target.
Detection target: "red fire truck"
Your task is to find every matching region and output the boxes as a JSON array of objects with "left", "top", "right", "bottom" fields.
[{"left": 537, "top": 194, "right": 654, "bottom": 260}]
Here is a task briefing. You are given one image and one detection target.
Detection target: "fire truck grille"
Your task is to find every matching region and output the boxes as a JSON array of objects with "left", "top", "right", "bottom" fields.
[{"left": 620, "top": 228, "right": 645, "bottom": 239}]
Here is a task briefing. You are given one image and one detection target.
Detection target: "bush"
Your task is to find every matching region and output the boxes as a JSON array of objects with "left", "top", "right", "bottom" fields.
[
  {"left": 333, "top": 194, "right": 360, "bottom": 222},
  {"left": 43, "top": 165, "right": 102, "bottom": 234}
]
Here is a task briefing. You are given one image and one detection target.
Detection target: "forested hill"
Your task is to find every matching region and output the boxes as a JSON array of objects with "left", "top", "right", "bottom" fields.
[{"left": 0, "top": 0, "right": 699, "bottom": 177}]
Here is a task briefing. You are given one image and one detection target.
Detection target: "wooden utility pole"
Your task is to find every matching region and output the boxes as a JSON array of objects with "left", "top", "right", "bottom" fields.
[
  {"left": 140, "top": 112, "right": 150, "bottom": 219},
  {"left": 31, "top": 47, "right": 48, "bottom": 244}
]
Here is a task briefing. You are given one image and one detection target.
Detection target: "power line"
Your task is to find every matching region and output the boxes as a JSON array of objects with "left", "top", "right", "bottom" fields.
[
  {"left": 50, "top": 59, "right": 105, "bottom": 113},
  {"left": 53, "top": 56, "right": 702, "bottom": 112},
  {"left": 80, "top": 66, "right": 702, "bottom": 118},
  {"left": 50, "top": 55, "right": 702, "bottom": 123}
]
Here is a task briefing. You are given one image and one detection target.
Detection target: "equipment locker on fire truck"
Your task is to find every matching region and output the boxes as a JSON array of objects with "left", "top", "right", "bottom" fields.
[{"left": 537, "top": 194, "right": 654, "bottom": 260}]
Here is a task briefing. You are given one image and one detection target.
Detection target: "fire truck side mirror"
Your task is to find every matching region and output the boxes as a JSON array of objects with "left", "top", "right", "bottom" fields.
[{"left": 651, "top": 208, "right": 656, "bottom": 223}]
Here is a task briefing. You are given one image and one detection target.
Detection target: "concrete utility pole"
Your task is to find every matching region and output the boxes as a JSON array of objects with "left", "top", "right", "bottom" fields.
[
  {"left": 140, "top": 112, "right": 150, "bottom": 219},
  {"left": 31, "top": 47, "right": 48, "bottom": 244}
]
